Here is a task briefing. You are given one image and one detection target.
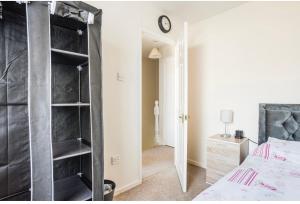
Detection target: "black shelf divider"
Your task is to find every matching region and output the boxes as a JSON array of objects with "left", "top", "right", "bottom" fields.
[
  {"left": 52, "top": 139, "right": 91, "bottom": 161},
  {"left": 52, "top": 103, "right": 90, "bottom": 107},
  {"left": 51, "top": 48, "right": 88, "bottom": 58},
  {"left": 54, "top": 175, "right": 92, "bottom": 201},
  {"left": 51, "top": 48, "right": 88, "bottom": 66}
]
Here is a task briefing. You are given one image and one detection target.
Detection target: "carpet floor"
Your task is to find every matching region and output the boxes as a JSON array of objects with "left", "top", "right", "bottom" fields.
[{"left": 114, "top": 146, "right": 209, "bottom": 201}]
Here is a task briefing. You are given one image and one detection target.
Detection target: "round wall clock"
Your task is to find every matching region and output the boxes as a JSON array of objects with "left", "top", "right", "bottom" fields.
[{"left": 158, "top": 15, "right": 171, "bottom": 33}]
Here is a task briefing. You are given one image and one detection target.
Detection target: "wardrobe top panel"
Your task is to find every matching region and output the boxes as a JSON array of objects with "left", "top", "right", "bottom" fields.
[
  {"left": 2, "top": 2, "right": 26, "bottom": 17},
  {"left": 51, "top": 15, "right": 87, "bottom": 31}
]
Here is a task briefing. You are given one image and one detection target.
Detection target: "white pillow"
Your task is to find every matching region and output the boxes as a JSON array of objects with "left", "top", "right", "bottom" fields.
[
  {"left": 267, "top": 137, "right": 300, "bottom": 164},
  {"left": 251, "top": 137, "right": 300, "bottom": 164},
  {"left": 267, "top": 137, "right": 300, "bottom": 153}
]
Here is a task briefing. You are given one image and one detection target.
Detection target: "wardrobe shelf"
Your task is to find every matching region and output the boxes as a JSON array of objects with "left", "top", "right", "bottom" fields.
[
  {"left": 52, "top": 103, "right": 90, "bottom": 107},
  {"left": 51, "top": 48, "right": 88, "bottom": 58},
  {"left": 51, "top": 48, "right": 88, "bottom": 66},
  {"left": 53, "top": 140, "right": 91, "bottom": 161},
  {"left": 54, "top": 175, "right": 92, "bottom": 201}
]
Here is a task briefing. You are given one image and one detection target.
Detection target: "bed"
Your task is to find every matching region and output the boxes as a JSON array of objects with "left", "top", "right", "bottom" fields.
[{"left": 193, "top": 104, "right": 300, "bottom": 201}]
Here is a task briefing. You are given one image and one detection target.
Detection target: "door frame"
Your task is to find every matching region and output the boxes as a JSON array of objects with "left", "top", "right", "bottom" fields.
[{"left": 138, "top": 28, "right": 176, "bottom": 182}]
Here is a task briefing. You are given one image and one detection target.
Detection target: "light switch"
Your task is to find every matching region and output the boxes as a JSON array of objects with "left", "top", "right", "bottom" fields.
[
  {"left": 111, "top": 155, "right": 120, "bottom": 165},
  {"left": 117, "top": 72, "right": 124, "bottom": 82}
]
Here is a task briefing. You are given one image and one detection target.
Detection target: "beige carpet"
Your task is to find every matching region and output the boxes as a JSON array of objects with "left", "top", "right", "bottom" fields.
[
  {"left": 115, "top": 146, "right": 209, "bottom": 201},
  {"left": 142, "top": 145, "right": 174, "bottom": 179}
]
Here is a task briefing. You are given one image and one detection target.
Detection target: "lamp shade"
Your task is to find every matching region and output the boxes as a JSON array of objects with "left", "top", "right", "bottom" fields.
[
  {"left": 148, "top": 47, "right": 161, "bottom": 59},
  {"left": 220, "top": 110, "right": 233, "bottom": 123}
]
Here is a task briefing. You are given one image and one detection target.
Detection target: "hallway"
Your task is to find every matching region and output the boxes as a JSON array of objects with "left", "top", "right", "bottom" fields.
[{"left": 115, "top": 146, "right": 209, "bottom": 201}]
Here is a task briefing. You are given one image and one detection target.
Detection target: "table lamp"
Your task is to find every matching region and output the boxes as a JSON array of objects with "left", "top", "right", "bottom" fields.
[{"left": 220, "top": 110, "right": 233, "bottom": 137}]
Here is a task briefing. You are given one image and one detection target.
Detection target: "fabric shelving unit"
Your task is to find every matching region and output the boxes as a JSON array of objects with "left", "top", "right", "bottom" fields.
[{"left": 0, "top": 1, "right": 104, "bottom": 201}]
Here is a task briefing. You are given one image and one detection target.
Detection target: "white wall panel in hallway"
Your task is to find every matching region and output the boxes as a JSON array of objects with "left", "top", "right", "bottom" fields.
[{"left": 159, "top": 45, "right": 176, "bottom": 147}]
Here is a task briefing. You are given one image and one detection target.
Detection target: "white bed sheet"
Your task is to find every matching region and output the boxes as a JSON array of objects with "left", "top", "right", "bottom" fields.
[{"left": 193, "top": 138, "right": 300, "bottom": 201}]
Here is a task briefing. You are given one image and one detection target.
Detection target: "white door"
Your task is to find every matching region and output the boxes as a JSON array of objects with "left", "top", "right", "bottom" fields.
[{"left": 175, "top": 22, "right": 188, "bottom": 192}]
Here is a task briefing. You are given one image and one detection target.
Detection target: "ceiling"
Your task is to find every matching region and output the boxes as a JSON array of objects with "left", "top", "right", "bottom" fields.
[
  {"left": 142, "top": 1, "right": 246, "bottom": 58},
  {"left": 150, "top": 1, "right": 245, "bottom": 24},
  {"left": 142, "top": 32, "right": 169, "bottom": 58}
]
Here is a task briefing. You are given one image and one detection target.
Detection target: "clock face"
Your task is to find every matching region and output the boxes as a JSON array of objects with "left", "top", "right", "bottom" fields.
[
  {"left": 162, "top": 17, "right": 170, "bottom": 30},
  {"left": 158, "top": 15, "right": 171, "bottom": 33}
]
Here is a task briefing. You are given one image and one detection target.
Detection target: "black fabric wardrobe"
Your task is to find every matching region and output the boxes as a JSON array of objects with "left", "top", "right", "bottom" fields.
[{"left": 0, "top": 1, "right": 104, "bottom": 201}]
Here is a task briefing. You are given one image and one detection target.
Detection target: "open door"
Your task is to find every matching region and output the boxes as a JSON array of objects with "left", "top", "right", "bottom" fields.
[{"left": 175, "top": 22, "right": 188, "bottom": 192}]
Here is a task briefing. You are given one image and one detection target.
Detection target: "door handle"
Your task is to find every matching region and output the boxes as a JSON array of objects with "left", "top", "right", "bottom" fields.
[
  {"left": 179, "top": 114, "right": 189, "bottom": 123},
  {"left": 179, "top": 114, "right": 184, "bottom": 123}
]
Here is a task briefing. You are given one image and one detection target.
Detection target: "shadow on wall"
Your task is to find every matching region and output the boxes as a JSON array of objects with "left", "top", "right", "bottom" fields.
[
  {"left": 142, "top": 57, "right": 159, "bottom": 151},
  {"left": 188, "top": 45, "right": 207, "bottom": 168}
]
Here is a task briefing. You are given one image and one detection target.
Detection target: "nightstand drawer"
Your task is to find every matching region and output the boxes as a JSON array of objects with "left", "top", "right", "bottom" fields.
[
  {"left": 207, "top": 150, "right": 239, "bottom": 165},
  {"left": 207, "top": 155, "right": 238, "bottom": 173},
  {"left": 207, "top": 140, "right": 239, "bottom": 162}
]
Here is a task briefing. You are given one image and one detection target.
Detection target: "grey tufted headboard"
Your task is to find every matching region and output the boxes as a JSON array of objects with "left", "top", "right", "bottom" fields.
[{"left": 259, "top": 104, "right": 300, "bottom": 145}]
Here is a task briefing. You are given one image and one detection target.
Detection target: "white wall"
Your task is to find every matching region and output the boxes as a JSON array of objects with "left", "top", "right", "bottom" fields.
[
  {"left": 86, "top": 1, "right": 182, "bottom": 194},
  {"left": 188, "top": 2, "right": 300, "bottom": 168}
]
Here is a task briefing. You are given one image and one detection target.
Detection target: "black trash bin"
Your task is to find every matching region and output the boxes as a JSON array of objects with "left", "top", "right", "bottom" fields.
[{"left": 104, "top": 180, "right": 116, "bottom": 201}]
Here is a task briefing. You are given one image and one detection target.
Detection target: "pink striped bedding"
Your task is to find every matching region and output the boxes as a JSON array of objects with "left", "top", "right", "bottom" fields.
[
  {"left": 193, "top": 137, "right": 300, "bottom": 201},
  {"left": 227, "top": 168, "right": 258, "bottom": 186}
]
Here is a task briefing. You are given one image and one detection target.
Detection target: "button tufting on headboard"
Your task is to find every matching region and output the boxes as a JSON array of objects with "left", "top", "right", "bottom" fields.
[
  {"left": 282, "top": 114, "right": 299, "bottom": 138},
  {"left": 259, "top": 104, "right": 300, "bottom": 144}
]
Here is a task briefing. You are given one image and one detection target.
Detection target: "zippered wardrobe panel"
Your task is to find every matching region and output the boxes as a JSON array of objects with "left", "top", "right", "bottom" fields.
[{"left": 0, "top": 2, "right": 30, "bottom": 201}]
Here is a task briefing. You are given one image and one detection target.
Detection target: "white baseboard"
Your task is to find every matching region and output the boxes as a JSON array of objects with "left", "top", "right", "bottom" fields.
[
  {"left": 188, "top": 158, "right": 203, "bottom": 168},
  {"left": 114, "top": 179, "right": 142, "bottom": 196},
  {"left": 114, "top": 160, "right": 204, "bottom": 197}
]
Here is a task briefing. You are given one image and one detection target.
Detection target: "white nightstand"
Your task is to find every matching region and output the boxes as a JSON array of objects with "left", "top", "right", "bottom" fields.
[{"left": 206, "top": 134, "right": 249, "bottom": 184}]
